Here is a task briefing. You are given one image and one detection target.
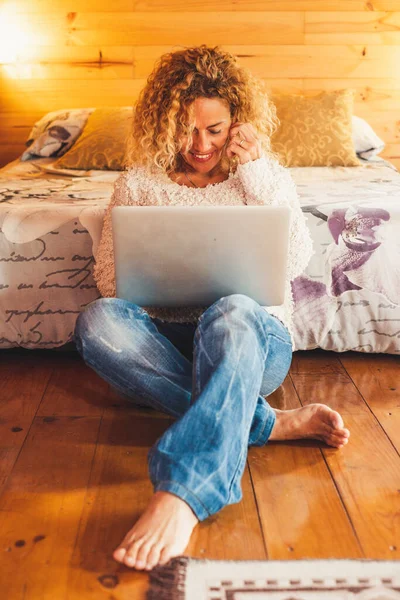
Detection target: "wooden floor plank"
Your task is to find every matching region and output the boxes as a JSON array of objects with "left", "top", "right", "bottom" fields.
[
  {"left": 0, "top": 415, "right": 102, "bottom": 599},
  {"left": 290, "top": 350, "right": 400, "bottom": 559},
  {"left": 65, "top": 407, "right": 267, "bottom": 598},
  {"left": 0, "top": 351, "right": 54, "bottom": 495},
  {"left": 36, "top": 353, "right": 110, "bottom": 417},
  {"left": 1, "top": 347, "right": 398, "bottom": 599},
  {"left": 187, "top": 461, "right": 267, "bottom": 561},
  {"left": 65, "top": 413, "right": 160, "bottom": 599},
  {"left": 339, "top": 352, "right": 400, "bottom": 454},
  {"left": 248, "top": 376, "right": 363, "bottom": 559}
]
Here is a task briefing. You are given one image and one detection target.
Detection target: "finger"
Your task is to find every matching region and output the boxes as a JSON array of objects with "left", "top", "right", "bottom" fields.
[
  {"left": 227, "top": 134, "right": 257, "bottom": 159},
  {"left": 246, "top": 123, "right": 260, "bottom": 139},
  {"left": 231, "top": 123, "right": 258, "bottom": 143},
  {"left": 229, "top": 139, "right": 246, "bottom": 154},
  {"left": 228, "top": 140, "right": 252, "bottom": 162},
  {"left": 233, "top": 130, "right": 258, "bottom": 154},
  {"left": 226, "top": 139, "right": 241, "bottom": 158},
  {"left": 232, "top": 138, "right": 259, "bottom": 160},
  {"left": 229, "top": 123, "right": 247, "bottom": 140},
  {"left": 240, "top": 123, "right": 258, "bottom": 142}
]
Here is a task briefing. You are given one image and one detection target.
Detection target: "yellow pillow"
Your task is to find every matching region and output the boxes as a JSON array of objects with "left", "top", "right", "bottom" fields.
[
  {"left": 269, "top": 89, "right": 361, "bottom": 167},
  {"left": 53, "top": 107, "right": 133, "bottom": 170}
]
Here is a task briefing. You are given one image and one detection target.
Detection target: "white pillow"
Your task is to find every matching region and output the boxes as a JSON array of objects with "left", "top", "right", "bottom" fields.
[
  {"left": 352, "top": 115, "right": 385, "bottom": 159},
  {"left": 21, "top": 108, "right": 95, "bottom": 161}
]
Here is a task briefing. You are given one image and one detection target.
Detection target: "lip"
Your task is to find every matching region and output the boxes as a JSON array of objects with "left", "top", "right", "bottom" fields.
[{"left": 190, "top": 151, "right": 215, "bottom": 162}]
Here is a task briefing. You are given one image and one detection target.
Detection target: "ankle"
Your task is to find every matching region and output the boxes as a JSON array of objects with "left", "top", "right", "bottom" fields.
[
  {"left": 269, "top": 409, "right": 283, "bottom": 441},
  {"left": 153, "top": 490, "right": 178, "bottom": 502}
]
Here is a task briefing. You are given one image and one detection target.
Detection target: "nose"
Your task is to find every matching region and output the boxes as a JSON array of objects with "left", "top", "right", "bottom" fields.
[{"left": 192, "top": 131, "right": 214, "bottom": 153}]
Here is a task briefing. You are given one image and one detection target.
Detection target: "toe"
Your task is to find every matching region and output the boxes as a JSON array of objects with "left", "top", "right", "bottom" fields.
[
  {"left": 124, "top": 539, "right": 144, "bottom": 568},
  {"left": 328, "top": 409, "right": 344, "bottom": 431},
  {"left": 327, "top": 432, "right": 349, "bottom": 447},
  {"left": 114, "top": 528, "right": 138, "bottom": 562},
  {"left": 113, "top": 546, "right": 127, "bottom": 562},
  {"left": 135, "top": 541, "right": 153, "bottom": 570},
  {"left": 145, "top": 542, "right": 163, "bottom": 570},
  {"left": 332, "top": 427, "right": 349, "bottom": 438},
  {"left": 331, "top": 428, "right": 350, "bottom": 443},
  {"left": 159, "top": 546, "right": 173, "bottom": 566}
]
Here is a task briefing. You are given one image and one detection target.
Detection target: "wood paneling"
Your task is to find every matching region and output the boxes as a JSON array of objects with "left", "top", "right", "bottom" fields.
[
  {"left": 2, "top": 45, "right": 400, "bottom": 79},
  {"left": 305, "top": 11, "right": 400, "bottom": 44},
  {"left": 9, "top": 1, "right": 400, "bottom": 12},
  {"left": 4, "top": 13, "right": 305, "bottom": 47},
  {"left": 1, "top": 3, "right": 400, "bottom": 169}
]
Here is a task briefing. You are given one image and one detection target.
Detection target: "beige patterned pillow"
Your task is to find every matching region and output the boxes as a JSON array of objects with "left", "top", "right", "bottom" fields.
[
  {"left": 269, "top": 89, "right": 361, "bottom": 167},
  {"left": 53, "top": 107, "right": 133, "bottom": 170}
]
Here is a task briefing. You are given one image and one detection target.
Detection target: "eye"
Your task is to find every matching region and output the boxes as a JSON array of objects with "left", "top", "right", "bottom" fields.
[{"left": 210, "top": 130, "right": 222, "bottom": 135}]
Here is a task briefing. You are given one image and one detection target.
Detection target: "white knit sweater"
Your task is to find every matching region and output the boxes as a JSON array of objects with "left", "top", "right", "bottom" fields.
[{"left": 92, "top": 154, "right": 315, "bottom": 351}]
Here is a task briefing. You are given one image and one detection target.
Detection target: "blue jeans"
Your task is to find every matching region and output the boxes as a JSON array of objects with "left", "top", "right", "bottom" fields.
[{"left": 73, "top": 294, "right": 292, "bottom": 522}]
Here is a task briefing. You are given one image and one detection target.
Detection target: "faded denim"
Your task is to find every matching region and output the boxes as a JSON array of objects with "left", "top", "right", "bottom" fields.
[{"left": 73, "top": 294, "right": 292, "bottom": 521}]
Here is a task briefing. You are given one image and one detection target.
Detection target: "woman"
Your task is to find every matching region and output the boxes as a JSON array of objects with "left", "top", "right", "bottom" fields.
[{"left": 73, "top": 45, "right": 350, "bottom": 572}]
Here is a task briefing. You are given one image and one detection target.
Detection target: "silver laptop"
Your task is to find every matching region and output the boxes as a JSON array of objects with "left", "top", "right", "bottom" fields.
[{"left": 111, "top": 205, "right": 291, "bottom": 307}]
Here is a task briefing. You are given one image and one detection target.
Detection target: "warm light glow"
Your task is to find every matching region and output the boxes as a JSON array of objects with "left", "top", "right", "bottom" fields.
[{"left": 0, "top": 3, "right": 38, "bottom": 64}]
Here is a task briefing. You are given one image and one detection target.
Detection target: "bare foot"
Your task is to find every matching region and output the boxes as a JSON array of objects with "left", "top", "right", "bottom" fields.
[
  {"left": 113, "top": 490, "right": 199, "bottom": 571},
  {"left": 269, "top": 403, "right": 350, "bottom": 448}
]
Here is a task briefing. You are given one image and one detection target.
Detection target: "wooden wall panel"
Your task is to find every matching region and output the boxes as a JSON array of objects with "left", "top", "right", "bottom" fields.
[
  {"left": 9, "top": 1, "right": 400, "bottom": 13},
  {"left": 6, "top": 11, "right": 400, "bottom": 47},
  {"left": 1, "top": 2, "right": 400, "bottom": 169},
  {"left": 3, "top": 13, "right": 305, "bottom": 47},
  {"left": 305, "top": 11, "right": 400, "bottom": 44},
  {"left": 2, "top": 45, "right": 400, "bottom": 80}
]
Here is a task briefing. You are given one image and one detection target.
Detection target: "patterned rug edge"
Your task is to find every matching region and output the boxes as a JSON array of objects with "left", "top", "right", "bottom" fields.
[{"left": 147, "top": 556, "right": 400, "bottom": 600}]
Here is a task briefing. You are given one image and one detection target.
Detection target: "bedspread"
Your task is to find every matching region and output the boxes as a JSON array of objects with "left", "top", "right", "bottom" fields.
[{"left": 0, "top": 156, "right": 399, "bottom": 353}]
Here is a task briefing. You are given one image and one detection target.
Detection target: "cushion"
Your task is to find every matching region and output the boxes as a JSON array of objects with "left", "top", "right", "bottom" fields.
[
  {"left": 21, "top": 108, "right": 94, "bottom": 161},
  {"left": 53, "top": 107, "right": 133, "bottom": 171},
  {"left": 269, "top": 89, "right": 361, "bottom": 167},
  {"left": 352, "top": 115, "right": 385, "bottom": 159}
]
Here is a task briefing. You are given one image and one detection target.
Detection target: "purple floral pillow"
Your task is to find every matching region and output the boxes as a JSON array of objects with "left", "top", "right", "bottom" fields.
[{"left": 21, "top": 108, "right": 95, "bottom": 161}]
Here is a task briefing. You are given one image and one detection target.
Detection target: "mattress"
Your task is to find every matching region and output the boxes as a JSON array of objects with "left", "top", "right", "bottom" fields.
[{"left": 0, "top": 156, "right": 399, "bottom": 353}]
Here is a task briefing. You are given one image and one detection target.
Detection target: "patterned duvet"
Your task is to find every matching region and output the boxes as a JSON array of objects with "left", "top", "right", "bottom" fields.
[{"left": 0, "top": 156, "right": 399, "bottom": 353}]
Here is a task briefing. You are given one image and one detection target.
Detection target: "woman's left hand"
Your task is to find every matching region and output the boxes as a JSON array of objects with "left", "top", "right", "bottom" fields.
[{"left": 225, "top": 122, "right": 263, "bottom": 164}]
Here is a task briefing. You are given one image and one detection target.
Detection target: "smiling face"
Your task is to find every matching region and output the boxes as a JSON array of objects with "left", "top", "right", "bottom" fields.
[{"left": 178, "top": 97, "right": 232, "bottom": 175}]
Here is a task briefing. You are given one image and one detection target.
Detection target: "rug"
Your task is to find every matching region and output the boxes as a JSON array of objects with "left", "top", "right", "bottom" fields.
[{"left": 147, "top": 556, "right": 400, "bottom": 600}]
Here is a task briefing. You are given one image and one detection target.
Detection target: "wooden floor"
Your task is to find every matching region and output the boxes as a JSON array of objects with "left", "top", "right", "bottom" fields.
[{"left": 0, "top": 347, "right": 399, "bottom": 598}]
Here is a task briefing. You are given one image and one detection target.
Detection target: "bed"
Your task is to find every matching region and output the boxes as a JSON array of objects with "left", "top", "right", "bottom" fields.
[{"left": 1, "top": 152, "right": 398, "bottom": 354}]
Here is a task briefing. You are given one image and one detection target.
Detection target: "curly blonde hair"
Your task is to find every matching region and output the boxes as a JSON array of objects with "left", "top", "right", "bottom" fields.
[{"left": 123, "top": 44, "right": 281, "bottom": 175}]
